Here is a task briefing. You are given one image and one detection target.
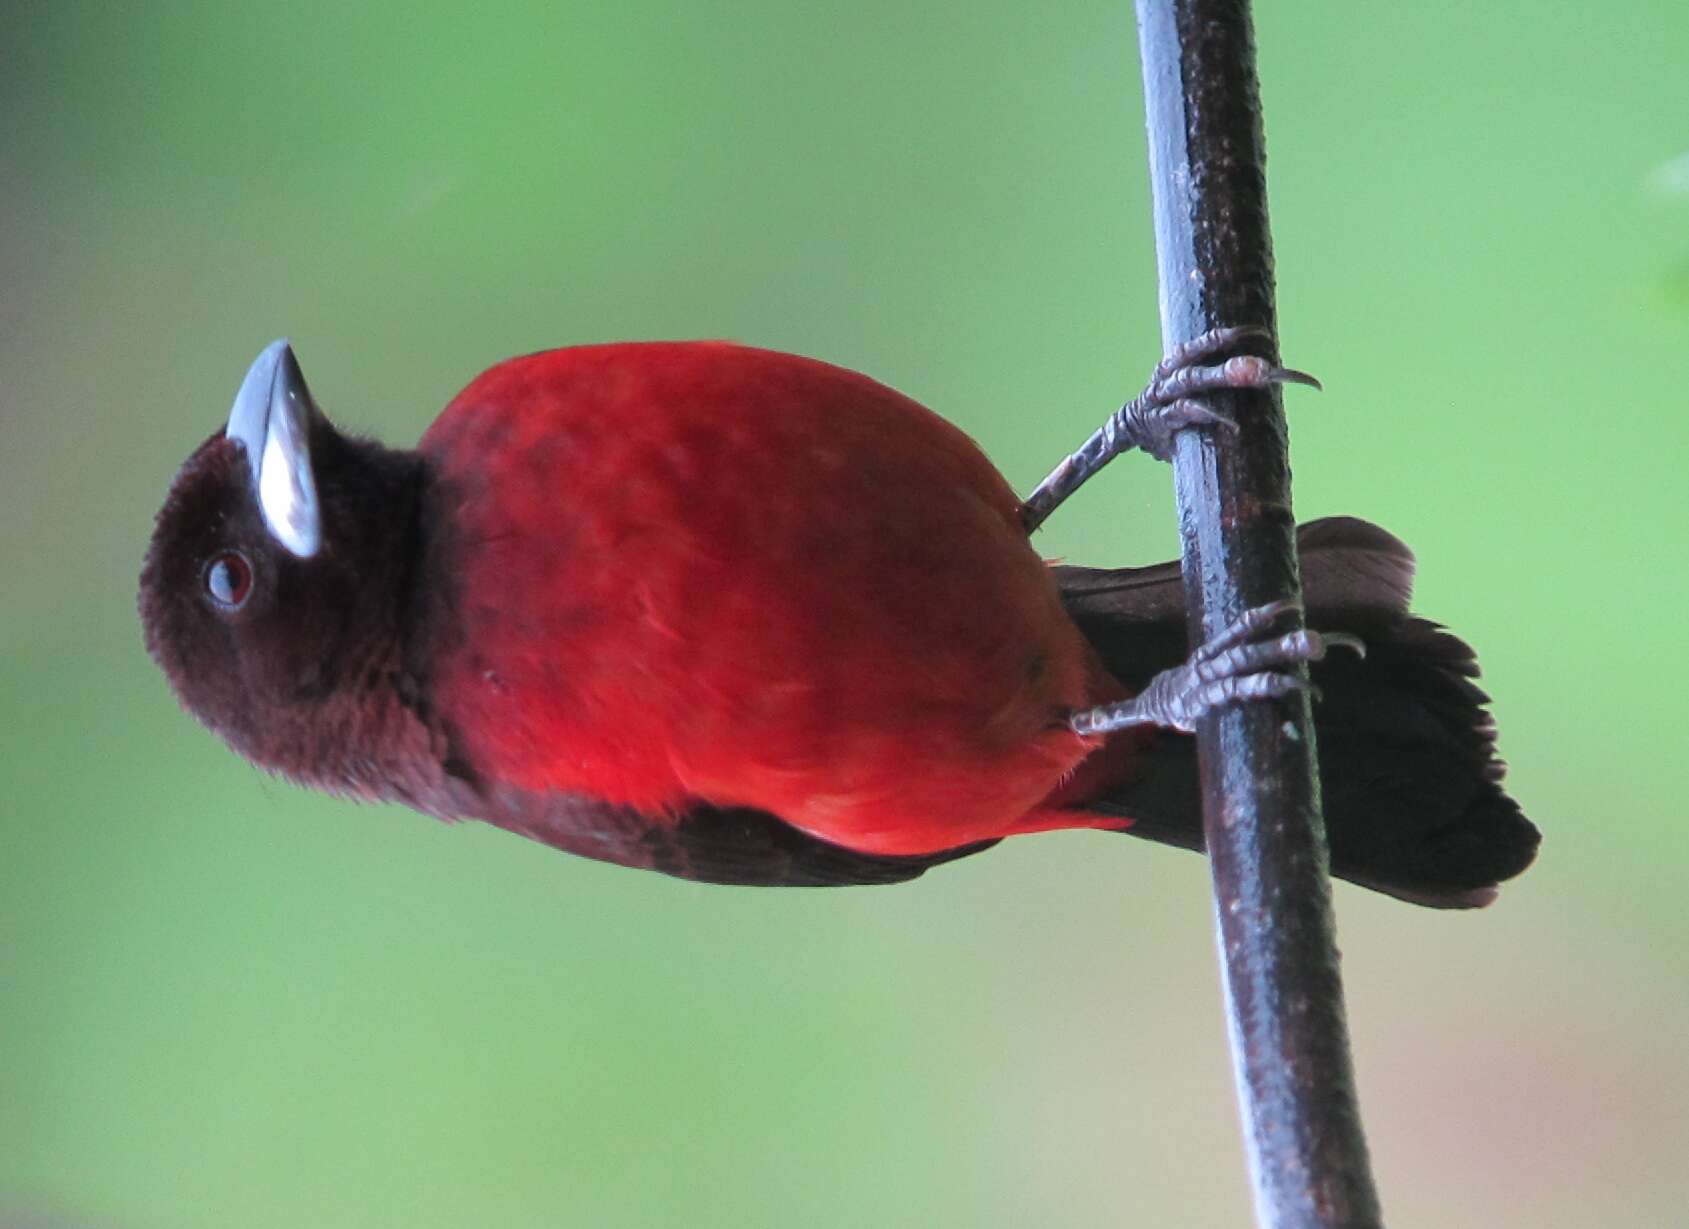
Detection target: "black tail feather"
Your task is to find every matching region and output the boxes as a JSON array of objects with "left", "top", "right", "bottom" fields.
[{"left": 1055, "top": 518, "right": 1540, "bottom": 908}]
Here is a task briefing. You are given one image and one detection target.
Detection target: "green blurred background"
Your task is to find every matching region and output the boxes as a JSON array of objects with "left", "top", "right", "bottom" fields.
[{"left": 3, "top": 2, "right": 1686, "bottom": 1225}]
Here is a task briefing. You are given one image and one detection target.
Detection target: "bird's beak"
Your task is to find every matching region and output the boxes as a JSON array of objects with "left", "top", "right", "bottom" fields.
[{"left": 225, "top": 340, "right": 322, "bottom": 558}]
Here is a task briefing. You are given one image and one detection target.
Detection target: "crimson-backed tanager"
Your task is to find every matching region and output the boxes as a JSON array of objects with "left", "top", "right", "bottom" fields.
[{"left": 139, "top": 336, "right": 1538, "bottom": 905}]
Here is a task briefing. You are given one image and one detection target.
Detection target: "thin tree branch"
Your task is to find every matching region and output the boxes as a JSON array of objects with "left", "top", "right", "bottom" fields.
[{"left": 1131, "top": 3, "right": 1384, "bottom": 1226}]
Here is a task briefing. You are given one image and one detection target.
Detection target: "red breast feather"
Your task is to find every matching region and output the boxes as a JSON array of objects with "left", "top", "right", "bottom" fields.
[{"left": 420, "top": 342, "right": 1113, "bottom": 856}]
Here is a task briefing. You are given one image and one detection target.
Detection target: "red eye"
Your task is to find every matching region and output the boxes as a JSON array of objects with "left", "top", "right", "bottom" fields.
[{"left": 204, "top": 551, "right": 253, "bottom": 611}]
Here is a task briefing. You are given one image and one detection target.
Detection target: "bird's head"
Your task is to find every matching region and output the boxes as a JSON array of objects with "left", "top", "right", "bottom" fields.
[{"left": 139, "top": 342, "right": 437, "bottom": 796}]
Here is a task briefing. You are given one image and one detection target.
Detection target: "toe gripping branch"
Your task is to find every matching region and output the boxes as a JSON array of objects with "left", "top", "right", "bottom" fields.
[
  {"left": 1070, "top": 600, "right": 1364, "bottom": 737},
  {"left": 1021, "top": 325, "right": 1319, "bottom": 534}
]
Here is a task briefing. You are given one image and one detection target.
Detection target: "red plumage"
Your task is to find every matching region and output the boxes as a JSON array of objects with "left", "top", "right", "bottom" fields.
[{"left": 421, "top": 343, "right": 1133, "bottom": 856}]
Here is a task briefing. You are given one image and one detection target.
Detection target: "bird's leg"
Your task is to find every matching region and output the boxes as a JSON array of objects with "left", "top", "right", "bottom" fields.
[
  {"left": 1020, "top": 326, "right": 1319, "bottom": 533},
  {"left": 1069, "top": 600, "right": 1364, "bottom": 736}
]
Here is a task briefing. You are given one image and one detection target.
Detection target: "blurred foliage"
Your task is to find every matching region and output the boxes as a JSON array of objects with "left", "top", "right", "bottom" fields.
[{"left": 2, "top": 2, "right": 1686, "bottom": 1227}]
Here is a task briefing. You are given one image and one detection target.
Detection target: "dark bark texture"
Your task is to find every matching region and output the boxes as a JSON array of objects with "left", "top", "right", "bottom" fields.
[{"left": 1133, "top": 2, "right": 1386, "bottom": 1225}]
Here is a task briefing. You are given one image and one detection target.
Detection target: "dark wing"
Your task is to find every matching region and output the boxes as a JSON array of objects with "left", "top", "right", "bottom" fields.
[
  {"left": 457, "top": 781, "right": 997, "bottom": 887},
  {"left": 1050, "top": 516, "right": 1420, "bottom": 688},
  {"left": 1052, "top": 517, "right": 1538, "bottom": 908}
]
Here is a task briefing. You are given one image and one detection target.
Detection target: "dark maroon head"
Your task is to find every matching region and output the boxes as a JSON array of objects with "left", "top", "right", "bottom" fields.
[{"left": 139, "top": 342, "right": 438, "bottom": 799}]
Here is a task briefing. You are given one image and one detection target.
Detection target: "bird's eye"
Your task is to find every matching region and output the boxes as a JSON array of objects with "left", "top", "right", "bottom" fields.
[{"left": 204, "top": 551, "right": 254, "bottom": 611}]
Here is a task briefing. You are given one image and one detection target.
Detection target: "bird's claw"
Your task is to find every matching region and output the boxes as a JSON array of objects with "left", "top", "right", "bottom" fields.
[
  {"left": 1069, "top": 601, "right": 1361, "bottom": 736},
  {"left": 1119, "top": 328, "right": 1322, "bottom": 462},
  {"left": 1022, "top": 326, "right": 1319, "bottom": 531}
]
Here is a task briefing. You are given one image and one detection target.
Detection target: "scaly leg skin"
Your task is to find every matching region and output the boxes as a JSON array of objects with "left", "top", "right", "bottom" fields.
[
  {"left": 1070, "top": 600, "right": 1364, "bottom": 736},
  {"left": 1021, "top": 326, "right": 1319, "bottom": 533}
]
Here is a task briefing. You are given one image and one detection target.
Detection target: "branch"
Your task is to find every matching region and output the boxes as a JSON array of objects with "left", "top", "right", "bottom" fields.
[{"left": 1132, "top": 3, "right": 1384, "bottom": 1226}]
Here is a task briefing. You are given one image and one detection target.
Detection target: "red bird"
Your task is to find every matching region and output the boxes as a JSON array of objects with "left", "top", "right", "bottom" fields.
[{"left": 140, "top": 337, "right": 1537, "bottom": 904}]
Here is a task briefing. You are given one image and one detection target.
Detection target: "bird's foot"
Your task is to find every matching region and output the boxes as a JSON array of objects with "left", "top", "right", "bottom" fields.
[
  {"left": 1110, "top": 326, "right": 1320, "bottom": 464},
  {"left": 1021, "top": 326, "right": 1319, "bottom": 532},
  {"left": 1069, "top": 600, "right": 1363, "bottom": 736}
]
